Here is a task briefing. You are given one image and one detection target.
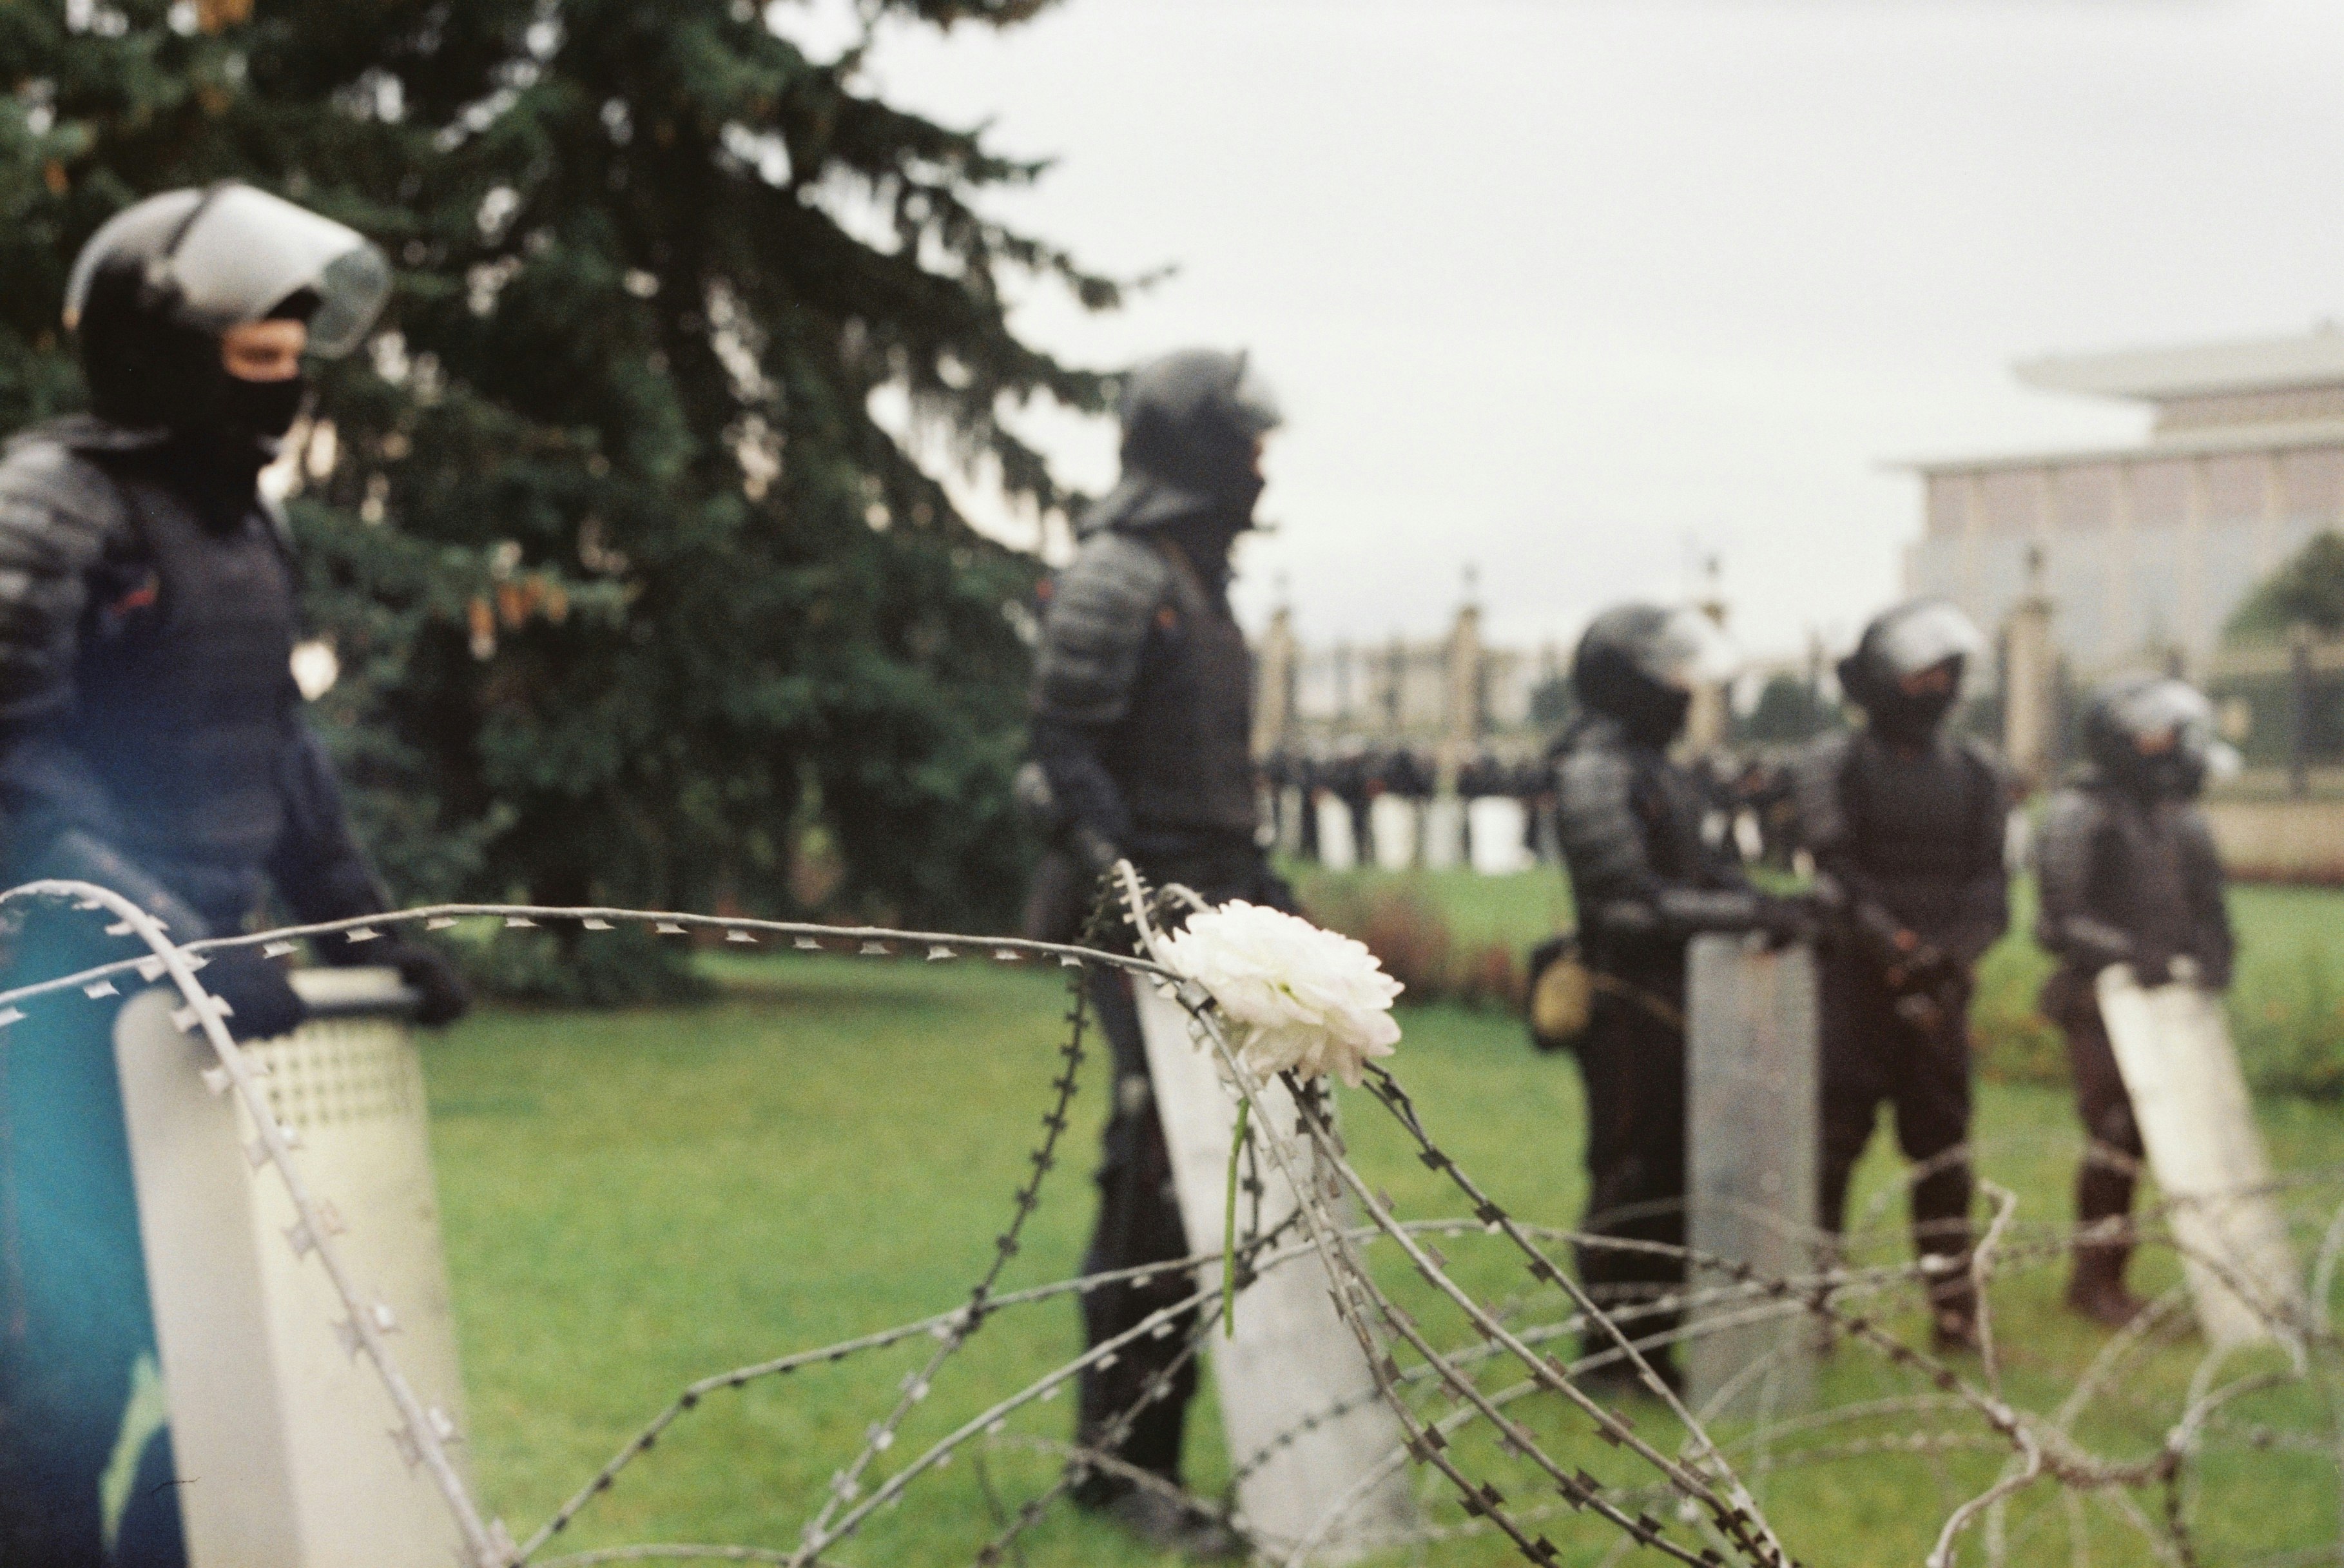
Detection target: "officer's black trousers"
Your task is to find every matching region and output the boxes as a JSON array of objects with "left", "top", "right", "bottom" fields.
[
  {"left": 1069, "top": 844, "right": 1290, "bottom": 1502},
  {"left": 1573, "top": 990, "right": 1687, "bottom": 1370},
  {"left": 1073, "top": 965, "right": 1199, "bottom": 1502},
  {"left": 2043, "top": 973, "right": 2144, "bottom": 1264},
  {"left": 1818, "top": 958, "right": 1975, "bottom": 1306}
]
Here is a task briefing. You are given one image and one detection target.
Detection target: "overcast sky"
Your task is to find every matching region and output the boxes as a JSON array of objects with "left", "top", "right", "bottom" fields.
[{"left": 787, "top": 0, "right": 2344, "bottom": 663}]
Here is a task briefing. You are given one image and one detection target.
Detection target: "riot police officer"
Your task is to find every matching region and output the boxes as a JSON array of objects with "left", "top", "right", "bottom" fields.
[
  {"left": 1023, "top": 347, "right": 1282, "bottom": 1556},
  {"left": 0, "top": 183, "right": 467, "bottom": 1565},
  {"left": 1553, "top": 604, "right": 1802, "bottom": 1388},
  {"left": 1793, "top": 598, "right": 2008, "bottom": 1350},
  {"left": 2036, "top": 675, "right": 2234, "bottom": 1326}
]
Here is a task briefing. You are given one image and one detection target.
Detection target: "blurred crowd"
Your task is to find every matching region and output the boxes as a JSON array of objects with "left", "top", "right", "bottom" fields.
[{"left": 1257, "top": 743, "right": 1808, "bottom": 875}]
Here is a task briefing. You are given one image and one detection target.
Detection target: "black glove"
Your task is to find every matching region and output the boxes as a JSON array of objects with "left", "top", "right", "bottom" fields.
[
  {"left": 1892, "top": 988, "right": 1948, "bottom": 1032},
  {"left": 373, "top": 938, "right": 471, "bottom": 1027},
  {"left": 198, "top": 947, "right": 311, "bottom": 1043},
  {"left": 2132, "top": 951, "right": 2173, "bottom": 989},
  {"left": 1756, "top": 893, "right": 1815, "bottom": 949},
  {"left": 1885, "top": 938, "right": 1955, "bottom": 994},
  {"left": 1070, "top": 824, "right": 1124, "bottom": 878},
  {"left": 1917, "top": 944, "right": 1967, "bottom": 987}
]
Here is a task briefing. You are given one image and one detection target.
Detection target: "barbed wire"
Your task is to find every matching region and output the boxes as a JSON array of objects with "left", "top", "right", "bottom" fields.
[{"left": 4, "top": 872, "right": 2341, "bottom": 1565}]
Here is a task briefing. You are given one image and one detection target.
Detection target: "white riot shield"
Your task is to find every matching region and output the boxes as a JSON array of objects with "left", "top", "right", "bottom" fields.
[
  {"left": 1277, "top": 787, "right": 1308, "bottom": 858},
  {"left": 1467, "top": 797, "right": 1532, "bottom": 876},
  {"left": 1368, "top": 796, "right": 1419, "bottom": 870},
  {"left": 1132, "top": 983, "right": 1415, "bottom": 1558},
  {"left": 1422, "top": 796, "right": 1464, "bottom": 869},
  {"left": 1684, "top": 936, "right": 1819, "bottom": 1413},
  {"left": 2095, "top": 967, "right": 2304, "bottom": 1353},
  {"left": 114, "top": 969, "right": 470, "bottom": 1568},
  {"left": 1315, "top": 795, "right": 1358, "bottom": 871}
]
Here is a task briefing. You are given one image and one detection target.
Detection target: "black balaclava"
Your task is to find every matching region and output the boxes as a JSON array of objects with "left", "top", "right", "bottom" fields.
[
  {"left": 1119, "top": 349, "right": 1275, "bottom": 521},
  {"left": 1159, "top": 510, "right": 1250, "bottom": 594},
  {"left": 1865, "top": 666, "right": 1962, "bottom": 745},
  {"left": 66, "top": 182, "right": 389, "bottom": 525},
  {"left": 1839, "top": 599, "right": 1984, "bottom": 746},
  {"left": 1076, "top": 347, "right": 1281, "bottom": 543},
  {"left": 82, "top": 275, "right": 316, "bottom": 525},
  {"left": 2085, "top": 675, "right": 2217, "bottom": 801},
  {"left": 1573, "top": 604, "right": 1714, "bottom": 748}
]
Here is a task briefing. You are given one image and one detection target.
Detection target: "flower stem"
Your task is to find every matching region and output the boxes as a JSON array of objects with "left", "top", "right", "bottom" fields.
[{"left": 1221, "top": 1096, "right": 1250, "bottom": 1337}]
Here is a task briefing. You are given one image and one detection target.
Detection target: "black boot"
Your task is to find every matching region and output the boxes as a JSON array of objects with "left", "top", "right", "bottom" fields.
[
  {"left": 2069, "top": 1163, "right": 2145, "bottom": 1329},
  {"left": 1922, "top": 1248, "right": 1980, "bottom": 1353},
  {"left": 2066, "top": 1226, "right": 2145, "bottom": 1329},
  {"left": 1099, "top": 1491, "right": 1248, "bottom": 1561},
  {"left": 1930, "top": 1293, "right": 1981, "bottom": 1354}
]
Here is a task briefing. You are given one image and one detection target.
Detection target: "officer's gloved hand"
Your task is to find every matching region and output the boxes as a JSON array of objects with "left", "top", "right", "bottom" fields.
[
  {"left": 199, "top": 948, "right": 311, "bottom": 1043},
  {"left": 2132, "top": 951, "right": 2173, "bottom": 989},
  {"left": 1884, "top": 938, "right": 1957, "bottom": 996},
  {"left": 1915, "top": 943, "right": 1968, "bottom": 989},
  {"left": 1070, "top": 825, "right": 1125, "bottom": 878},
  {"left": 1755, "top": 893, "right": 1815, "bottom": 949},
  {"left": 371, "top": 938, "right": 471, "bottom": 1027}
]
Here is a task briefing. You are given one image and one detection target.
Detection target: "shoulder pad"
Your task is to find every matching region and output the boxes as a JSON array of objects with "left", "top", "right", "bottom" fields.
[
  {"left": 2034, "top": 782, "right": 2109, "bottom": 867},
  {"left": 2036, "top": 786, "right": 2105, "bottom": 850},
  {"left": 1555, "top": 737, "right": 1647, "bottom": 895},
  {"left": 1030, "top": 532, "right": 1174, "bottom": 726},
  {"left": 1787, "top": 731, "right": 1855, "bottom": 850},
  {"left": 0, "top": 438, "right": 131, "bottom": 560},
  {"left": 0, "top": 438, "right": 133, "bottom": 723},
  {"left": 2033, "top": 785, "right": 2111, "bottom": 914},
  {"left": 1556, "top": 737, "right": 1633, "bottom": 809}
]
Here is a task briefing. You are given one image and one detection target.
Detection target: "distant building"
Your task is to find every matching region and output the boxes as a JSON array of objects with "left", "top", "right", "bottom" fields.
[
  {"left": 1903, "top": 324, "right": 2344, "bottom": 677},
  {"left": 1252, "top": 599, "right": 1562, "bottom": 761}
]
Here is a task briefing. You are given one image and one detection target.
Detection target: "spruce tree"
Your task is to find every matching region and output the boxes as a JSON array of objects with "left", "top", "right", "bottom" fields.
[
  {"left": 0, "top": 1, "right": 1112, "bottom": 989},
  {"left": 2228, "top": 531, "right": 2344, "bottom": 641}
]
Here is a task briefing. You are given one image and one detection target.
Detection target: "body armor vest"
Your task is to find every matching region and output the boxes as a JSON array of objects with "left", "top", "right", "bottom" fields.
[
  {"left": 1109, "top": 552, "right": 1257, "bottom": 839},
  {"left": 1835, "top": 733, "right": 1994, "bottom": 941},
  {"left": 1634, "top": 759, "right": 1712, "bottom": 887},
  {"left": 61, "top": 472, "right": 298, "bottom": 915},
  {"left": 1557, "top": 719, "right": 1739, "bottom": 977},
  {"left": 2077, "top": 795, "right": 2200, "bottom": 971}
]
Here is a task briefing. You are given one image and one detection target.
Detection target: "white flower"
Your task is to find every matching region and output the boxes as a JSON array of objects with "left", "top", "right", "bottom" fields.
[{"left": 1157, "top": 900, "right": 1402, "bottom": 1087}]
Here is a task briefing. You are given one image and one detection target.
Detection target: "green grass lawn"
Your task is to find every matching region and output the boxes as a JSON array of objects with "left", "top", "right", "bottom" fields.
[{"left": 423, "top": 942, "right": 2344, "bottom": 1567}]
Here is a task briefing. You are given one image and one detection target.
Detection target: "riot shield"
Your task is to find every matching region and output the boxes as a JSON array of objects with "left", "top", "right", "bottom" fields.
[
  {"left": 2095, "top": 967, "right": 2304, "bottom": 1353},
  {"left": 1422, "top": 795, "right": 1464, "bottom": 869},
  {"left": 1315, "top": 796, "right": 1358, "bottom": 871},
  {"left": 1684, "top": 934, "right": 1819, "bottom": 1413},
  {"left": 1132, "top": 983, "right": 1415, "bottom": 1558},
  {"left": 1368, "top": 796, "right": 1418, "bottom": 870},
  {"left": 115, "top": 968, "right": 471, "bottom": 1567},
  {"left": 1277, "top": 787, "right": 1308, "bottom": 858},
  {"left": 1467, "top": 797, "right": 1532, "bottom": 875}
]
